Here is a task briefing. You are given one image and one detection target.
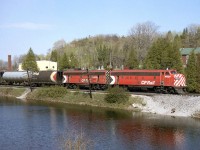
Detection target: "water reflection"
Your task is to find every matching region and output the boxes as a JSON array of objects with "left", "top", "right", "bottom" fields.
[{"left": 0, "top": 96, "right": 200, "bottom": 150}]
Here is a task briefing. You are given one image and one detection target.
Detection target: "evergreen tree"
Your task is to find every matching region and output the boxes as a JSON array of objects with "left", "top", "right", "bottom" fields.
[
  {"left": 22, "top": 48, "right": 39, "bottom": 72},
  {"left": 161, "top": 37, "right": 173, "bottom": 69},
  {"left": 50, "top": 50, "right": 58, "bottom": 62},
  {"left": 195, "top": 27, "right": 200, "bottom": 47},
  {"left": 125, "top": 48, "right": 139, "bottom": 69},
  {"left": 171, "top": 35, "right": 184, "bottom": 73},
  {"left": 196, "top": 53, "right": 200, "bottom": 93},
  {"left": 185, "top": 50, "right": 198, "bottom": 92},
  {"left": 166, "top": 31, "right": 173, "bottom": 42},
  {"left": 144, "top": 40, "right": 160, "bottom": 69},
  {"left": 172, "top": 35, "right": 184, "bottom": 73},
  {"left": 180, "top": 28, "right": 190, "bottom": 48},
  {"left": 144, "top": 35, "right": 184, "bottom": 71},
  {"left": 144, "top": 37, "right": 170, "bottom": 69},
  {"left": 59, "top": 53, "right": 69, "bottom": 70}
]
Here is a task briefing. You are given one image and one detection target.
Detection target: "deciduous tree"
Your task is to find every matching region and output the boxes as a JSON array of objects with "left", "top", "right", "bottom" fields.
[
  {"left": 129, "top": 21, "right": 159, "bottom": 64},
  {"left": 97, "top": 44, "right": 110, "bottom": 68},
  {"left": 69, "top": 53, "right": 78, "bottom": 68}
]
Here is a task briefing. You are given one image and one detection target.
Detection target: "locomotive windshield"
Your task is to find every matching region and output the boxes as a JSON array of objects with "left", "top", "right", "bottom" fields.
[{"left": 170, "top": 71, "right": 177, "bottom": 74}]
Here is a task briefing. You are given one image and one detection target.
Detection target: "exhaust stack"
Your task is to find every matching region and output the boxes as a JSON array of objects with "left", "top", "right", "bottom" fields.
[{"left": 8, "top": 55, "right": 12, "bottom": 71}]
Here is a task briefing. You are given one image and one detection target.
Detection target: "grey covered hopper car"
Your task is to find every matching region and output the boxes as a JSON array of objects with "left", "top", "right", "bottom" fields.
[
  {"left": 2, "top": 71, "right": 31, "bottom": 84},
  {"left": 1, "top": 71, "right": 63, "bottom": 86}
]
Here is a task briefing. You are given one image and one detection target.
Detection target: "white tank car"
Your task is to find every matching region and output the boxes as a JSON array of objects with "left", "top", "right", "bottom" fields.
[{"left": 2, "top": 71, "right": 32, "bottom": 84}]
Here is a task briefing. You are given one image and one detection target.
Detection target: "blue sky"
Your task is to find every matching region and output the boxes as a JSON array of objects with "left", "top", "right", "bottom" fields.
[{"left": 0, "top": 0, "right": 200, "bottom": 61}]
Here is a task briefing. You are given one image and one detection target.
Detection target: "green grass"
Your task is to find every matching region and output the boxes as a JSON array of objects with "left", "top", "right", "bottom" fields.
[
  {"left": 0, "top": 86, "right": 145, "bottom": 111},
  {"left": 0, "top": 87, "right": 26, "bottom": 97},
  {"left": 27, "top": 87, "right": 145, "bottom": 111}
]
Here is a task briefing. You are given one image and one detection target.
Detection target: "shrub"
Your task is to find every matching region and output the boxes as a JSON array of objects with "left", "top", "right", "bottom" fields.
[
  {"left": 35, "top": 86, "right": 67, "bottom": 98},
  {"left": 104, "top": 86, "right": 130, "bottom": 104}
]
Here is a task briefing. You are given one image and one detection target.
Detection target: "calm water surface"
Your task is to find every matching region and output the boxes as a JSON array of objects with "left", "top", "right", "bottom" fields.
[{"left": 0, "top": 96, "right": 200, "bottom": 150}]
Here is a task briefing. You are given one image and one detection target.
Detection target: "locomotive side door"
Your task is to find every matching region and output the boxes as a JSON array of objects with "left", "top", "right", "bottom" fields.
[
  {"left": 161, "top": 72, "right": 165, "bottom": 86},
  {"left": 164, "top": 71, "right": 171, "bottom": 86}
]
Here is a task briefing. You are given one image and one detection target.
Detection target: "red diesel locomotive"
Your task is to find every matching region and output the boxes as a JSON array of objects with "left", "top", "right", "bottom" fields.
[{"left": 62, "top": 69, "right": 186, "bottom": 94}]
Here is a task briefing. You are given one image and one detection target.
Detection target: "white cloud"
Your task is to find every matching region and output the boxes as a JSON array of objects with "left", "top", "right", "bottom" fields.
[{"left": 0, "top": 22, "right": 53, "bottom": 30}]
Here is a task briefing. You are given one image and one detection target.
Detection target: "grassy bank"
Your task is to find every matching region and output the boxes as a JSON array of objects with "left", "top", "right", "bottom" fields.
[
  {"left": 26, "top": 86, "right": 144, "bottom": 111},
  {"left": 0, "top": 87, "right": 26, "bottom": 97}
]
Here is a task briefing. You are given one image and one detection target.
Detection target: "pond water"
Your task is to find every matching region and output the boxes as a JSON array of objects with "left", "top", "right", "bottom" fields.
[{"left": 0, "top": 96, "right": 200, "bottom": 150}]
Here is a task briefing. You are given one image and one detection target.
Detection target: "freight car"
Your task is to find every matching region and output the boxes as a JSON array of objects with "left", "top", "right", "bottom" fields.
[
  {"left": 0, "top": 71, "right": 5, "bottom": 84},
  {"left": 0, "top": 70, "right": 63, "bottom": 86},
  {"left": 31, "top": 71, "right": 63, "bottom": 86},
  {"left": 62, "top": 69, "right": 186, "bottom": 94},
  {"left": 0, "top": 71, "right": 31, "bottom": 85}
]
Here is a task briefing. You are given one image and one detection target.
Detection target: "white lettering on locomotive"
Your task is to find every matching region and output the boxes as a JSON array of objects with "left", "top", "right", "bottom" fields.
[
  {"left": 141, "top": 81, "right": 155, "bottom": 85},
  {"left": 81, "top": 79, "right": 89, "bottom": 83}
]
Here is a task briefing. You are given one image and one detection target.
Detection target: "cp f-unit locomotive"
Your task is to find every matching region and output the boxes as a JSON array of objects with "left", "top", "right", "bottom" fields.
[
  {"left": 0, "top": 69, "right": 186, "bottom": 94},
  {"left": 62, "top": 69, "right": 186, "bottom": 94}
]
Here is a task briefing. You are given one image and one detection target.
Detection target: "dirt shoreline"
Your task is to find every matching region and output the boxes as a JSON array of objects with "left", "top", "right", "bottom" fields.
[
  {"left": 1, "top": 87, "right": 200, "bottom": 119},
  {"left": 0, "top": 87, "right": 141, "bottom": 112}
]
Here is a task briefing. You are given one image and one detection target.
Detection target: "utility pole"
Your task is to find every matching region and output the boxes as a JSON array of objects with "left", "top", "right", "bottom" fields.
[
  {"left": 27, "top": 69, "right": 32, "bottom": 92},
  {"left": 86, "top": 68, "right": 92, "bottom": 99},
  {"left": 109, "top": 50, "right": 112, "bottom": 69}
]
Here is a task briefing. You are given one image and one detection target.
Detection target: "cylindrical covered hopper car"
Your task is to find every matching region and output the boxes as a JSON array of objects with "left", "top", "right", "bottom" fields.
[
  {"left": 2, "top": 71, "right": 31, "bottom": 85},
  {"left": 0, "top": 71, "right": 63, "bottom": 86}
]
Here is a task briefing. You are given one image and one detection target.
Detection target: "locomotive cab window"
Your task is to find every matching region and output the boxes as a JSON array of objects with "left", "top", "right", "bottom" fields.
[{"left": 165, "top": 72, "right": 170, "bottom": 76}]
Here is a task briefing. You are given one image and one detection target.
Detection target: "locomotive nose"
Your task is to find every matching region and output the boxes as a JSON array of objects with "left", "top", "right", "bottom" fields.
[{"left": 174, "top": 74, "right": 186, "bottom": 87}]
